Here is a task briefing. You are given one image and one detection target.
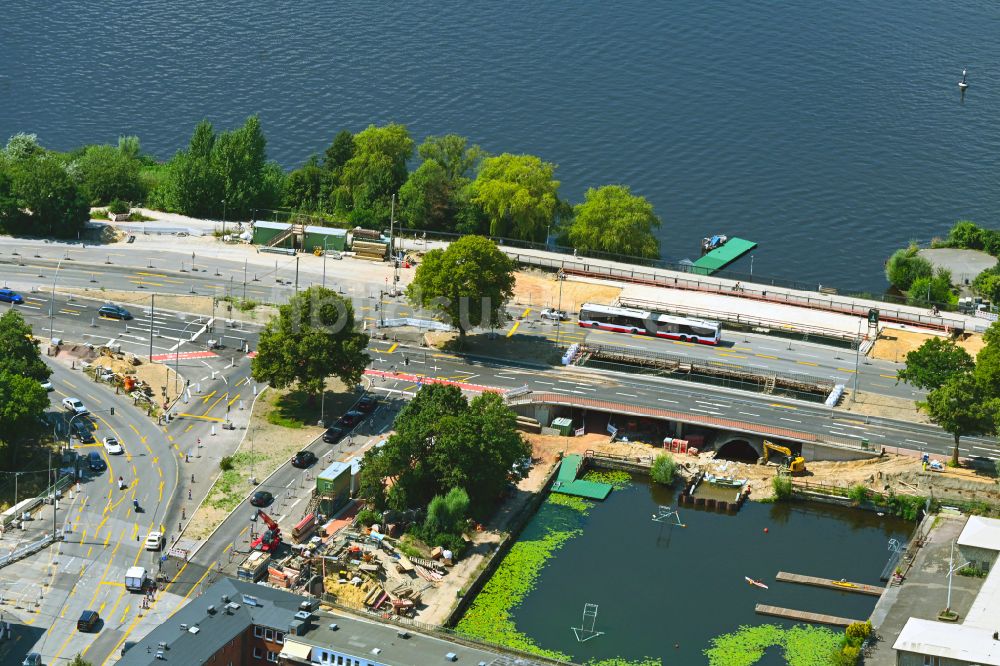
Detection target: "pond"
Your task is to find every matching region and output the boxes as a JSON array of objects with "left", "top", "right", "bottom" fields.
[{"left": 457, "top": 472, "right": 910, "bottom": 665}]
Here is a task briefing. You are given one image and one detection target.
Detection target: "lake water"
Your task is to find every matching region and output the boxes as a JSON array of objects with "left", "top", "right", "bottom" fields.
[
  {"left": 501, "top": 479, "right": 909, "bottom": 664},
  {"left": 3, "top": 1, "right": 1000, "bottom": 290}
]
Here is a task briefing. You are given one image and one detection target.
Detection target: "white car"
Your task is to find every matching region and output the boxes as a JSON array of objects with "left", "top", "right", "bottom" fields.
[
  {"left": 40, "top": 380, "right": 53, "bottom": 392},
  {"left": 62, "top": 397, "right": 88, "bottom": 415},
  {"left": 144, "top": 531, "right": 164, "bottom": 551},
  {"left": 540, "top": 308, "right": 570, "bottom": 321},
  {"left": 103, "top": 437, "right": 124, "bottom": 455}
]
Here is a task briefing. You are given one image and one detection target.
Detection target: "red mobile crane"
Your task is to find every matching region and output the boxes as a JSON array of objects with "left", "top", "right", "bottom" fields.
[{"left": 251, "top": 510, "right": 282, "bottom": 552}]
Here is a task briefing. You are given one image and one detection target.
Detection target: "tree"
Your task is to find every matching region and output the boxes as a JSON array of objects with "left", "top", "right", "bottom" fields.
[
  {"left": 9, "top": 157, "right": 89, "bottom": 237},
  {"left": 975, "top": 322, "right": 1000, "bottom": 397},
  {"left": 340, "top": 123, "right": 414, "bottom": 224},
  {"left": 418, "top": 134, "right": 484, "bottom": 182},
  {"left": 885, "top": 244, "right": 933, "bottom": 291},
  {"left": 422, "top": 487, "right": 470, "bottom": 539},
  {"left": 213, "top": 115, "right": 268, "bottom": 220},
  {"left": 399, "top": 160, "right": 456, "bottom": 230},
  {"left": 164, "top": 120, "right": 222, "bottom": 217},
  {"left": 283, "top": 158, "right": 327, "bottom": 212},
  {"left": 907, "top": 269, "right": 954, "bottom": 308},
  {"left": 896, "top": 337, "right": 974, "bottom": 390},
  {"left": 67, "top": 656, "right": 94, "bottom": 666},
  {"left": 0, "top": 166, "right": 21, "bottom": 232},
  {"left": 650, "top": 453, "right": 677, "bottom": 485},
  {"left": 74, "top": 144, "right": 144, "bottom": 205},
  {"left": 945, "top": 220, "right": 986, "bottom": 250},
  {"left": 406, "top": 235, "right": 515, "bottom": 337},
  {"left": 471, "top": 153, "right": 560, "bottom": 241},
  {"left": 323, "top": 130, "right": 356, "bottom": 176},
  {"left": 3, "top": 133, "right": 44, "bottom": 162},
  {"left": 0, "top": 310, "right": 51, "bottom": 381},
  {"left": 923, "top": 373, "right": 992, "bottom": 466},
  {"left": 0, "top": 371, "right": 49, "bottom": 470},
  {"left": 566, "top": 185, "right": 661, "bottom": 258},
  {"left": 251, "top": 287, "right": 369, "bottom": 397}
]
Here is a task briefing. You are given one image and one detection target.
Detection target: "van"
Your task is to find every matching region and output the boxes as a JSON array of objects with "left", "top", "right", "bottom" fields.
[{"left": 77, "top": 609, "right": 100, "bottom": 632}]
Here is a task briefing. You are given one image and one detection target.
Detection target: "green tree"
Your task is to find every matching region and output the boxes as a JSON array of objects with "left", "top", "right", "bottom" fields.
[
  {"left": 422, "top": 487, "right": 470, "bottom": 538},
  {"left": 0, "top": 166, "right": 21, "bottom": 232},
  {"left": 923, "top": 373, "right": 992, "bottom": 466},
  {"left": 323, "top": 130, "right": 356, "bottom": 176},
  {"left": 3, "top": 133, "right": 44, "bottom": 161},
  {"left": 896, "top": 337, "right": 974, "bottom": 390},
  {"left": 907, "top": 269, "right": 954, "bottom": 308},
  {"left": 650, "top": 453, "right": 677, "bottom": 485},
  {"left": 164, "top": 120, "right": 223, "bottom": 217},
  {"left": 418, "top": 134, "right": 484, "bottom": 182},
  {"left": 471, "top": 153, "right": 560, "bottom": 241},
  {"left": 945, "top": 220, "right": 986, "bottom": 250},
  {"left": 340, "top": 123, "right": 414, "bottom": 223},
  {"left": 283, "top": 158, "right": 327, "bottom": 212},
  {"left": 118, "top": 135, "right": 142, "bottom": 161},
  {"left": 972, "top": 265, "right": 1000, "bottom": 303},
  {"left": 885, "top": 244, "right": 933, "bottom": 291},
  {"left": 399, "top": 159, "right": 457, "bottom": 230},
  {"left": 566, "top": 185, "right": 662, "bottom": 258},
  {"left": 974, "top": 321, "right": 1000, "bottom": 397},
  {"left": 0, "top": 310, "right": 52, "bottom": 381},
  {"left": 67, "top": 655, "right": 94, "bottom": 666},
  {"left": 9, "top": 157, "right": 89, "bottom": 237},
  {"left": 0, "top": 371, "right": 49, "bottom": 470},
  {"left": 406, "top": 235, "right": 515, "bottom": 337},
  {"left": 251, "top": 287, "right": 369, "bottom": 398},
  {"left": 74, "top": 144, "right": 144, "bottom": 205},
  {"left": 213, "top": 115, "right": 268, "bottom": 219}
]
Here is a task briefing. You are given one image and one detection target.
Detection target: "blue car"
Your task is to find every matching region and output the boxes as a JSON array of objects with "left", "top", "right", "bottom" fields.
[{"left": 0, "top": 288, "right": 24, "bottom": 304}]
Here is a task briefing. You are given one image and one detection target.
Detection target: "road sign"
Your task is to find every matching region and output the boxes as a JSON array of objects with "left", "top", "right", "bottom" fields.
[{"left": 868, "top": 308, "right": 879, "bottom": 326}]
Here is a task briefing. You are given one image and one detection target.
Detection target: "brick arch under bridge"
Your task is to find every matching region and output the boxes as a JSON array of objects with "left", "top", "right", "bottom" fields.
[{"left": 713, "top": 435, "right": 766, "bottom": 462}]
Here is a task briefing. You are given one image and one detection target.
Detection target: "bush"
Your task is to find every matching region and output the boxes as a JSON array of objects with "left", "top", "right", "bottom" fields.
[
  {"left": 650, "top": 453, "right": 677, "bottom": 485},
  {"left": 845, "top": 620, "right": 872, "bottom": 645},
  {"left": 847, "top": 484, "right": 868, "bottom": 504},
  {"left": 219, "top": 455, "right": 234, "bottom": 471},
  {"left": 771, "top": 475, "right": 793, "bottom": 501},
  {"left": 107, "top": 198, "right": 130, "bottom": 215},
  {"left": 356, "top": 509, "right": 382, "bottom": 527},
  {"left": 907, "top": 269, "right": 955, "bottom": 308},
  {"left": 835, "top": 645, "right": 861, "bottom": 665},
  {"left": 885, "top": 243, "right": 933, "bottom": 291},
  {"left": 958, "top": 565, "right": 987, "bottom": 578}
]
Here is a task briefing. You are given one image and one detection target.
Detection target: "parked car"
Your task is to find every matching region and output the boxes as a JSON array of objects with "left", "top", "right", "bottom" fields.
[
  {"left": 144, "top": 531, "right": 164, "bottom": 551},
  {"left": 357, "top": 395, "right": 379, "bottom": 413},
  {"left": 291, "top": 451, "right": 317, "bottom": 468},
  {"left": 87, "top": 451, "right": 106, "bottom": 472},
  {"left": 322, "top": 426, "right": 345, "bottom": 444},
  {"left": 98, "top": 304, "right": 133, "bottom": 320},
  {"left": 250, "top": 491, "right": 273, "bottom": 507},
  {"left": 77, "top": 609, "right": 100, "bottom": 632},
  {"left": 40, "top": 380, "right": 53, "bottom": 391},
  {"left": 73, "top": 419, "right": 95, "bottom": 444},
  {"left": 0, "top": 288, "right": 24, "bottom": 304},
  {"left": 21, "top": 653, "right": 42, "bottom": 666},
  {"left": 540, "top": 308, "right": 570, "bottom": 321},
  {"left": 103, "top": 437, "right": 124, "bottom": 455},
  {"left": 62, "top": 397, "right": 88, "bottom": 415},
  {"left": 336, "top": 410, "right": 364, "bottom": 428}
]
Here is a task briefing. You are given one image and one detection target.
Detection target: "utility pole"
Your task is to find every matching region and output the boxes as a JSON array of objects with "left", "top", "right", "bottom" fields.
[
  {"left": 556, "top": 270, "right": 565, "bottom": 347},
  {"left": 48, "top": 450, "right": 56, "bottom": 538},
  {"left": 322, "top": 239, "right": 327, "bottom": 289},
  {"left": 294, "top": 255, "right": 300, "bottom": 294},
  {"left": 852, "top": 318, "right": 862, "bottom": 402},
  {"left": 221, "top": 199, "right": 227, "bottom": 236},
  {"left": 49, "top": 259, "right": 63, "bottom": 340},
  {"left": 149, "top": 293, "right": 155, "bottom": 360},
  {"left": 243, "top": 259, "right": 248, "bottom": 301},
  {"left": 390, "top": 194, "right": 399, "bottom": 296}
]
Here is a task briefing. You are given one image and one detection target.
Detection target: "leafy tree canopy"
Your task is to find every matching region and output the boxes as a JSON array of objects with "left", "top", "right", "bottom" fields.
[
  {"left": 214, "top": 115, "right": 268, "bottom": 220},
  {"left": 923, "top": 373, "right": 992, "bottom": 466},
  {"left": 471, "top": 153, "right": 560, "bottom": 241},
  {"left": 566, "top": 185, "right": 661, "bottom": 259},
  {"left": 3, "top": 133, "right": 44, "bottom": 162},
  {"left": 251, "top": 286, "right": 369, "bottom": 396},
  {"left": 897, "top": 336, "right": 973, "bottom": 391},
  {"left": 885, "top": 243, "right": 933, "bottom": 291},
  {"left": 907, "top": 268, "right": 954, "bottom": 308},
  {"left": 406, "top": 235, "right": 515, "bottom": 336},
  {"left": 9, "top": 156, "right": 89, "bottom": 237},
  {"left": 74, "top": 143, "right": 144, "bottom": 205},
  {"left": 323, "top": 130, "right": 356, "bottom": 175},
  {"left": 418, "top": 134, "right": 484, "bottom": 182},
  {"left": 399, "top": 159, "right": 456, "bottom": 231}
]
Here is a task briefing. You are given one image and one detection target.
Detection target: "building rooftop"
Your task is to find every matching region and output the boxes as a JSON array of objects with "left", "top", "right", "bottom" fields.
[
  {"left": 118, "top": 578, "right": 306, "bottom": 665},
  {"left": 304, "top": 225, "right": 346, "bottom": 236},
  {"left": 254, "top": 220, "right": 292, "bottom": 230},
  {"left": 893, "top": 618, "right": 1000, "bottom": 665},
  {"left": 318, "top": 460, "right": 351, "bottom": 480},
  {"left": 966, "top": 558, "right": 1000, "bottom": 630},
  {"left": 958, "top": 515, "right": 1000, "bottom": 553}
]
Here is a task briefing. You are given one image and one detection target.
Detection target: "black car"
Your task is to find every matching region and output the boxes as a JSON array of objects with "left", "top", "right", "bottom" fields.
[
  {"left": 357, "top": 395, "right": 379, "bottom": 413},
  {"left": 323, "top": 426, "right": 345, "bottom": 444},
  {"left": 87, "top": 451, "right": 106, "bottom": 472},
  {"left": 72, "top": 419, "right": 95, "bottom": 444},
  {"left": 77, "top": 609, "right": 100, "bottom": 632},
  {"left": 98, "top": 304, "right": 133, "bottom": 320},
  {"left": 291, "top": 450, "right": 317, "bottom": 468},
  {"left": 336, "top": 410, "right": 364, "bottom": 428},
  {"left": 250, "top": 490, "right": 273, "bottom": 507}
]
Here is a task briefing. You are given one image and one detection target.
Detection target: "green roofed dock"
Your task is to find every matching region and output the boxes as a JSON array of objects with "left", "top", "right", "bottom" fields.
[
  {"left": 690, "top": 237, "right": 758, "bottom": 275},
  {"left": 551, "top": 454, "right": 613, "bottom": 500}
]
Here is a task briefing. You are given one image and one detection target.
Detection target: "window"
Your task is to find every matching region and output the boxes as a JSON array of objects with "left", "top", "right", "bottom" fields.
[
  {"left": 276, "top": 631, "right": 284, "bottom": 644},
  {"left": 253, "top": 647, "right": 263, "bottom": 659},
  {"left": 254, "top": 626, "right": 264, "bottom": 638},
  {"left": 267, "top": 652, "right": 278, "bottom": 663},
  {"left": 923, "top": 657, "right": 940, "bottom": 666},
  {"left": 264, "top": 628, "right": 274, "bottom": 641}
]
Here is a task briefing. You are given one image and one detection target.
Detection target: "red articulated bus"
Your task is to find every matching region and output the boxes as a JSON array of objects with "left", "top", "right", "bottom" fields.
[{"left": 578, "top": 303, "right": 722, "bottom": 345}]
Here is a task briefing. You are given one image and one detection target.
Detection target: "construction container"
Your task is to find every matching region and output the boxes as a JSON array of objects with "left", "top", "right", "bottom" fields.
[
  {"left": 316, "top": 461, "right": 352, "bottom": 514},
  {"left": 252, "top": 221, "right": 293, "bottom": 246},
  {"left": 237, "top": 551, "right": 271, "bottom": 582},
  {"left": 303, "top": 226, "right": 347, "bottom": 252},
  {"left": 550, "top": 417, "right": 573, "bottom": 436}
]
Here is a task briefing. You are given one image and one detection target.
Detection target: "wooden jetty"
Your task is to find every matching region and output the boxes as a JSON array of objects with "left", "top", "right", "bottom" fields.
[
  {"left": 754, "top": 604, "right": 861, "bottom": 627},
  {"left": 775, "top": 571, "right": 884, "bottom": 596}
]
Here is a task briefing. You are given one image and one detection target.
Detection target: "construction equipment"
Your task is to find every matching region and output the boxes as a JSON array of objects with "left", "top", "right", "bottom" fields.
[
  {"left": 761, "top": 441, "right": 807, "bottom": 475},
  {"left": 251, "top": 510, "right": 282, "bottom": 552}
]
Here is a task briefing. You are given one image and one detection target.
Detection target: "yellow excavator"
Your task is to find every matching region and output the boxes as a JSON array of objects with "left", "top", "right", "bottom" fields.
[{"left": 761, "top": 440, "right": 807, "bottom": 475}]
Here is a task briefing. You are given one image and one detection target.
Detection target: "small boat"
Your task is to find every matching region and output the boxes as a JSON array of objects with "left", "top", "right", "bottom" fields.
[
  {"left": 701, "top": 234, "right": 729, "bottom": 253},
  {"left": 745, "top": 576, "right": 769, "bottom": 589},
  {"left": 959, "top": 68, "right": 969, "bottom": 90},
  {"left": 705, "top": 473, "right": 747, "bottom": 488},
  {"left": 832, "top": 579, "right": 858, "bottom": 589}
]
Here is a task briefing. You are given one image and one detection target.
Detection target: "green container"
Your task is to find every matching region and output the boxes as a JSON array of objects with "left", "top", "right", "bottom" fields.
[{"left": 551, "top": 417, "right": 573, "bottom": 437}]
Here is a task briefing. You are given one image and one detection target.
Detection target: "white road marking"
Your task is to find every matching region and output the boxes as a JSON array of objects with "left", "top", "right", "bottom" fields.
[
  {"left": 779, "top": 417, "right": 802, "bottom": 423},
  {"left": 657, "top": 399, "right": 678, "bottom": 404},
  {"left": 738, "top": 411, "right": 760, "bottom": 417}
]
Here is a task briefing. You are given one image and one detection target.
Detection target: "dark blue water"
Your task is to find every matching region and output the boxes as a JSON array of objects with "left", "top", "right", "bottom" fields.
[{"left": 3, "top": 1, "right": 1000, "bottom": 290}]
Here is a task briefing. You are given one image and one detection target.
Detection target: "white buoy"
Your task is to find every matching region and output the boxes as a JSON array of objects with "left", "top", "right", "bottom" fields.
[{"left": 959, "top": 68, "right": 969, "bottom": 90}]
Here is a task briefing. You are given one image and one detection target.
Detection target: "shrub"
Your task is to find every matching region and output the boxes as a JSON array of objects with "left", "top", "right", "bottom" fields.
[
  {"left": 847, "top": 484, "right": 868, "bottom": 504},
  {"left": 945, "top": 220, "right": 986, "bottom": 250},
  {"left": 885, "top": 243, "right": 933, "bottom": 291},
  {"left": 356, "top": 509, "right": 382, "bottom": 527},
  {"left": 835, "top": 645, "right": 861, "bottom": 665},
  {"left": 107, "top": 198, "right": 130, "bottom": 215},
  {"left": 771, "top": 475, "right": 793, "bottom": 501},
  {"left": 907, "top": 269, "right": 955, "bottom": 308},
  {"left": 845, "top": 620, "right": 872, "bottom": 645},
  {"left": 219, "top": 455, "right": 234, "bottom": 471},
  {"left": 958, "top": 565, "right": 987, "bottom": 578},
  {"left": 650, "top": 453, "right": 677, "bottom": 485}
]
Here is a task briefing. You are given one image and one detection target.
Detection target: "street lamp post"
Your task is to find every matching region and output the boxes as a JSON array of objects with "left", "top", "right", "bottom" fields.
[
  {"left": 943, "top": 540, "right": 971, "bottom": 615},
  {"left": 49, "top": 259, "right": 63, "bottom": 340},
  {"left": 852, "top": 318, "right": 862, "bottom": 402},
  {"left": 221, "top": 199, "right": 227, "bottom": 236},
  {"left": 556, "top": 270, "right": 565, "bottom": 347},
  {"left": 322, "top": 238, "right": 328, "bottom": 289}
]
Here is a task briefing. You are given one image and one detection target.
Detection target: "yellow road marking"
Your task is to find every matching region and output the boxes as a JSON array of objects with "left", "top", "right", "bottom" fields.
[
  {"left": 202, "top": 393, "right": 227, "bottom": 414},
  {"left": 62, "top": 379, "right": 77, "bottom": 389},
  {"left": 129, "top": 423, "right": 140, "bottom": 436},
  {"left": 880, "top": 374, "right": 897, "bottom": 379},
  {"left": 769, "top": 403, "right": 798, "bottom": 410},
  {"left": 136, "top": 271, "right": 167, "bottom": 278},
  {"left": 176, "top": 413, "right": 225, "bottom": 422},
  {"left": 796, "top": 361, "right": 818, "bottom": 366},
  {"left": 386, "top": 342, "right": 398, "bottom": 353},
  {"left": 755, "top": 354, "right": 778, "bottom": 360},
  {"left": 717, "top": 353, "right": 748, "bottom": 359},
  {"left": 184, "top": 425, "right": 193, "bottom": 432},
  {"left": 507, "top": 321, "right": 521, "bottom": 337},
  {"left": 201, "top": 390, "right": 217, "bottom": 403},
  {"left": 521, "top": 307, "right": 531, "bottom": 318},
  {"left": 227, "top": 393, "right": 241, "bottom": 407},
  {"left": 837, "top": 367, "right": 857, "bottom": 373}
]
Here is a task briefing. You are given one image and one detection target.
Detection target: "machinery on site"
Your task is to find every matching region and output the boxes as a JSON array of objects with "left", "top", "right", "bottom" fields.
[
  {"left": 760, "top": 441, "right": 807, "bottom": 475},
  {"left": 251, "top": 509, "right": 282, "bottom": 552}
]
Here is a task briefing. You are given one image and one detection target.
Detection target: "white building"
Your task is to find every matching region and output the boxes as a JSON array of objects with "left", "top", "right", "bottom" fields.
[{"left": 894, "top": 516, "right": 1000, "bottom": 666}]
